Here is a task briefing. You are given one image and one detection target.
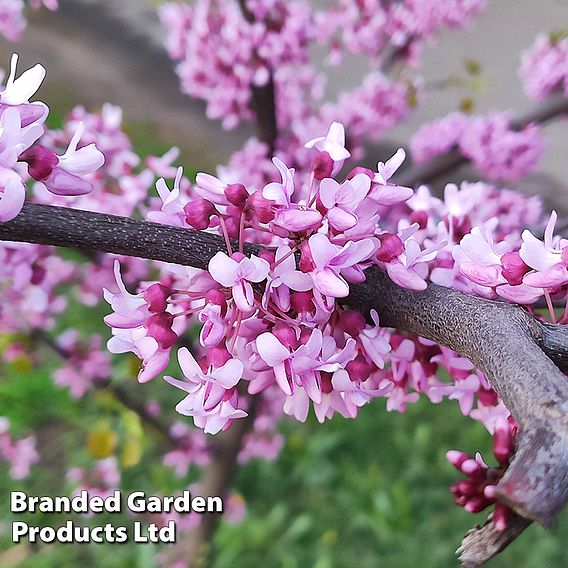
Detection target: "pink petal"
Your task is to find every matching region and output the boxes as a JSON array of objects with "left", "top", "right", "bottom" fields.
[
  {"left": 256, "top": 332, "right": 290, "bottom": 367},
  {"left": 309, "top": 233, "right": 338, "bottom": 268},
  {"left": 313, "top": 267, "right": 349, "bottom": 297},
  {"left": 212, "top": 359, "right": 244, "bottom": 389},
  {"left": 208, "top": 252, "right": 239, "bottom": 286},
  {"left": 178, "top": 347, "right": 202, "bottom": 380},
  {"left": 523, "top": 265, "right": 568, "bottom": 288},
  {"left": 386, "top": 262, "right": 427, "bottom": 290},
  {"left": 328, "top": 206, "right": 357, "bottom": 231},
  {"left": 275, "top": 207, "right": 322, "bottom": 232},
  {"left": 319, "top": 178, "right": 339, "bottom": 208},
  {"left": 0, "top": 177, "right": 25, "bottom": 221}
]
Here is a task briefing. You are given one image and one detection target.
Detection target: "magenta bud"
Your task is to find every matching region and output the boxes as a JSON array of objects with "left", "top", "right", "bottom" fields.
[
  {"left": 272, "top": 324, "right": 297, "bottom": 349},
  {"left": 456, "top": 479, "right": 481, "bottom": 497},
  {"left": 493, "top": 503, "right": 510, "bottom": 531},
  {"left": 291, "top": 291, "right": 313, "bottom": 314},
  {"left": 493, "top": 424, "right": 513, "bottom": 465},
  {"left": 409, "top": 210, "right": 428, "bottom": 230},
  {"left": 184, "top": 198, "right": 215, "bottom": 230},
  {"left": 477, "top": 387, "right": 498, "bottom": 406},
  {"left": 20, "top": 145, "right": 59, "bottom": 181},
  {"left": 446, "top": 450, "right": 470, "bottom": 469},
  {"left": 338, "top": 310, "right": 366, "bottom": 336},
  {"left": 299, "top": 242, "right": 315, "bottom": 272},
  {"left": 231, "top": 251, "right": 245, "bottom": 262},
  {"left": 500, "top": 251, "right": 530, "bottom": 286},
  {"left": 206, "top": 346, "right": 232, "bottom": 368},
  {"left": 312, "top": 152, "right": 334, "bottom": 180},
  {"left": 464, "top": 496, "right": 490, "bottom": 513},
  {"left": 260, "top": 250, "right": 275, "bottom": 264},
  {"left": 483, "top": 484, "right": 497, "bottom": 500},
  {"left": 249, "top": 191, "right": 275, "bottom": 223},
  {"left": 146, "top": 313, "right": 177, "bottom": 349},
  {"left": 206, "top": 289, "right": 226, "bottom": 306},
  {"left": 224, "top": 216, "right": 240, "bottom": 238},
  {"left": 321, "top": 371, "right": 334, "bottom": 394},
  {"left": 144, "top": 283, "right": 170, "bottom": 313},
  {"left": 461, "top": 458, "right": 484, "bottom": 475},
  {"left": 345, "top": 356, "right": 372, "bottom": 382},
  {"left": 225, "top": 183, "right": 248, "bottom": 208},
  {"left": 376, "top": 233, "right": 404, "bottom": 263},
  {"left": 30, "top": 263, "right": 47, "bottom": 286},
  {"left": 345, "top": 166, "right": 374, "bottom": 180}
]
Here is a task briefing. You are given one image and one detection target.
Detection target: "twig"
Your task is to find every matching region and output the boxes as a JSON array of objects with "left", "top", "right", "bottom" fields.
[
  {"left": 237, "top": 0, "right": 278, "bottom": 155},
  {"left": 394, "top": 91, "right": 568, "bottom": 187},
  {"left": 31, "top": 328, "right": 176, "bottom": 445}
]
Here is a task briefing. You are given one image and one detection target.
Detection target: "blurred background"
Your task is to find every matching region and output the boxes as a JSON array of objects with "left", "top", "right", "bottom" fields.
[{"left": 1, "top": 1, "right": 568, "bottom": 567}]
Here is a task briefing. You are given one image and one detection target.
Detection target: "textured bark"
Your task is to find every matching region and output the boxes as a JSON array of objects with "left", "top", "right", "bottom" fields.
[
  {"left": 3, "top": 205, "right": 568, "bottom": 565},
  {"left": 457, "top": 512, "right": 532, "bottom": 568}
]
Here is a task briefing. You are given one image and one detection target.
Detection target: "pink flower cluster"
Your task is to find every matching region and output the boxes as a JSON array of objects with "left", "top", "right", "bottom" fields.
[
  {"left": 0, "top": 0, "right": 57, "bottom": 42},
  {"left": 314, "top": 0, "right": 486, "bottom": 61},
  {"left": 53, "top": 330, "right": 112, "bottom": 398},
  {"left": 67, "top": 456, "right": 121, "bottom": 501},
  {"left": 0, "top": 416, "right": 39, "bottom": 479},
  {"left": 159, "top": 0, "right": 312, "bottom": 129},
  {"left": 411, "top": 112, "right": 545, "bottom": 182},
  {"left": 454, "top": 210, "right": 568, "bottom": 314},
  {"left": 104, "top": 121, "right": 552, "bottom": 444},
  {"left": 447, "top": 417, "right": 516, "bottom": 531},
  {"left": 0, "top": 54, "right": 104, "bottom": 222},
  {"left": 520, "top": 33, "right": 568, "bottom": 101}
]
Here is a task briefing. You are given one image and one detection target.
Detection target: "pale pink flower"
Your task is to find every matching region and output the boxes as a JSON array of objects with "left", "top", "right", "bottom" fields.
[{"left": 208, "top": 252, "right": 270, "bottom": 312}]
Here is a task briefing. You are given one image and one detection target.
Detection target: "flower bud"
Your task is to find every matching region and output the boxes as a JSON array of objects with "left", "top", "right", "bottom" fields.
[
  {"left": 291, "top": 291, "right": 313, "bottom": 314},
  {"left": 345, "top": 356, "right": 372, "bottom": 381},
  {"left": 20, "top": 145, "right": 59, "bottom": 180},
  {"left": 409, "top": 210, "right": 428, "bottom": 229},
  {"left": 312, "top": 152, "right": 334, "bottom": 180},
  {"left": 184, "top": 198, "right": 215, "bottom": 230},
  {"left": 500, "top": 251, "right": 530, "bottom": 286},
  {"left": 144, "top": 283, "right": 170, "bottom": 313},
  {"left": 248, "top": 191, "right": 275, "bottom": 223},
  {"left": 376, "top": 233, "right": 404, "bottom": 262},
  {"left": 338, "top": 310, "right": 366, "bottom": 336},
  {"left": 146, "top": 313, "right": 177, "bottom": 349},
  {"left": 225, "top": 183, "right": 248, "bottom": 208},
  {"left": 206, "top": 346, "right": 232, "bottom": 368},
  {"left": 272, "top": 324, "right": 297, "bottom": 349}
]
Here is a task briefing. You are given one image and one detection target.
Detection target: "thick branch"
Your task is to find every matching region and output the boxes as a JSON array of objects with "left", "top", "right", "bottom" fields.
[
  {"left": 0, "top": 203, "right": 234, "bottom": 269},
  {"left": 172, "top": 399, "right": 257, "bottom": 566},
  {"left": 345, "top": 268, "right": 568, "bottom": 529},
  {"left": 238, "top": 0, "right": 278, "bottom": 155},
  {"left": 3, "top": 204, "right": 568, "bottom": 564},
  {"left": 394, "top": 91, "right": 568, "bottom": 187},
  {"left": 457, "top": 511, "right": 532, "bottom": 568},
  {"left": 539, "top": 322, "right": 568, "bottom": 374}
]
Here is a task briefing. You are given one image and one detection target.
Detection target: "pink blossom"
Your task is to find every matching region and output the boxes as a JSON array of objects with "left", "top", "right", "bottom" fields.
[
  {"left": 164, "top": 347, "right": 247, "bottom": 434},
  {"left": 520, "top": 211, "right": 568, "bottom": 289},
  {"left": 308, "top": 233, "right": 376, "bottom": 297},
  {"left": 208, "top": 252, "right": 270, "bottom": 312}
]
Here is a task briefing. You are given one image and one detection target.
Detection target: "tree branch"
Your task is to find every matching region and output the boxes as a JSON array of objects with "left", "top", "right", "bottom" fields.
[
  {"left": 3, "top": 204, "right": 568, "bottom": 564},
  {"left": 394, "top": 91, "right": 568, "bottom": 187},
  {"left": 457, "top": 511, "right": 532, "bottom": 568},
  {"left": 238, "top": 0, "right": 278, "bottom": 155}
]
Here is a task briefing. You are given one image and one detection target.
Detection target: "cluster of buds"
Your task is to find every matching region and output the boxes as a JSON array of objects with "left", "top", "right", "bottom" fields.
[{"left": 447, "top": 417, "right": 517, "bottom": 530}]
